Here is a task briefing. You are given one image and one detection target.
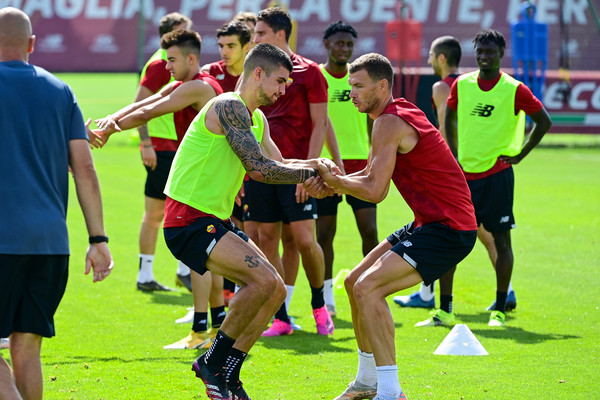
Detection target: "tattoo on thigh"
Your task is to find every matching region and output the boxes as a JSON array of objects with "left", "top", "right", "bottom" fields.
[{"left": 244, "top": 255, "right": 259, "bottom": 268}]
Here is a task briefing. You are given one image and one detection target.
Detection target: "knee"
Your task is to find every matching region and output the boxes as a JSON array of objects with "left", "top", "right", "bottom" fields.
[
  {"left": 352, "top": 278, "right": 373, "bottom": 305},
  {"left": 344, "top": 270, "right": 360, "bottom": 296},
  {"left": 295, "top": 234, "right": 318, "bottom": 254}
]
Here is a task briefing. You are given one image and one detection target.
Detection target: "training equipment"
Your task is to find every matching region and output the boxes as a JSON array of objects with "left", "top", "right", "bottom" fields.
[
  {"left": 393, "top": 292, "right": 435, "bottom": 308},
  {"left": 175, "top": 273, "right": 192, "bottom": 292},
  {"left": 192, "top": 355, "right": 231, "bottom": 400},
  {"left": 261, "top": 319, "right": 293, "bottom": 337},
  {"left": 333, "top": 380, "right": 377, "bottom": 400},
  {"left": 434, "top": 324, "right": 488, "bottom": 355},
  {"left": 163, "top": 330, "right": 211, "bottom": 350},
  {"left": 313, "top": 305, "right": 335, "bottom": 335},
  {"left": 414, "top": 309, "right": 455, "bottom": 327},
  {"left": 175, "top": 307, "right": 194, "bottom": 324},
  {"left": 488, "top": 310, "right": 506, "bottom": 327},
  {"left": 486, "top": 290, "right": 517, "bottom": 311},
  {"left": 136, "top": 280, "right": 173, "bottom": 292}
]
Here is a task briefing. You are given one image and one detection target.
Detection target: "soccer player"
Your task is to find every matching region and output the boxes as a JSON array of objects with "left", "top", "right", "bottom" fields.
[
  {"left": 249, "top": 6, "right": 336, "bottom": 337},
  {"left": 445, "top": 29, "right": 551, "bottom": 327},
  {"left": 304, "top": 53, "right": 477, "bottom": 400},
  {"left": 162, "top": 42, "right": 329, "bottom": 400},
  {"left": 0, "top": 8, "right": 113, "bottom": 400},
  {"left": 135, "top": 12, "right": 192, "bottom": 293},
  {"left": 90, "top": 29, "right": 227, "bottom": 350},
  {"left": 317, "top": 21, "right": 378, "bottom": 318}
]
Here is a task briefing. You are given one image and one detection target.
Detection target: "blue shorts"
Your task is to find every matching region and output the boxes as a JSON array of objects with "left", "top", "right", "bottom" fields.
[
  {"left": 164, "top": 217, "right": 248, "bottom": 275},
  {"left": 387, "top": 222, "right": 476, "bottom": 286},
  {"left": 144, "top": 151, "right": 175, "bottom": 200},
  {"left": 467, "top": 167, "right": 515, "bottom": 233},
  {"left": 316, "top": 194, "right": 376, "bottom": 217},
  {"left": 243, "top": 179, "right": 317, "bottom": 223},
  {"left": 0, "top": 254, "right": 69, "bottom": 338}
]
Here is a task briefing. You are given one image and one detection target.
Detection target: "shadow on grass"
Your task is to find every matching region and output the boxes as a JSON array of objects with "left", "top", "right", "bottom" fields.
[{"left": 138, "top": 290, "right": 193, "bottom": 306}]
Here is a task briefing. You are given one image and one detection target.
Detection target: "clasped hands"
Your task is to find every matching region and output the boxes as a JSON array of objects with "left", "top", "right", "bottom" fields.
[
  {"left": 85, "top": 116, "right": 121, "bottom": 148},
  {"left": 303, "top": 158, "right": 343, "bottom": 199}
]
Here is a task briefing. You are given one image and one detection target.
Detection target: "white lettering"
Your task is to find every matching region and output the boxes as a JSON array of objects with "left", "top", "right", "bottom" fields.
[
  {"left": 591, "top": 86, "right": 600, "bottom": 110},
  {"left": 372, "top": 0, "right": 396, "bottom": 22},
  {"left": 543, "top": 82, "right": 563, "bottom": 109},
  {"left": 570, "top": 82, "right": 596, "bottom": 110},
  {"left": 437, "top": 0, "right": 451, "bottom": 23},
  {"left": 297, "top": 0, "right": 330, "bottom": 22},
  {"left": 340, "top": 0, "right": 370, "bottom": 23},
  {"left": 536, "top": 0, "right": 559, "bottom": 24},
  {"left": 180, "top": 0, "right": 209, "bottom": 18},
  {"left": 0, "top": 0, "right": 21, "bottom": 8},
  {"left": 236, "top": 0, "right": 263, "bottom": 14},
  {"left": 55, "top": 0, "right": 84, "bottom": 19},
  {"left": 403, "top": 0, "right": 430, "bottom": 22},
  {"left": 564, "top": 0, "right": 588, "bottom": 24},
  {"left": 85, "top": 0, "right": 109, "bottom": 18},
  {"left": 110, "top": 0, "right": 124, "bottom": 19},
  {"left": 23, "top": 0, "right": 53, "bottom": 18},
  {"left": 208, "top": 0, "right": 233, "bottom": 20},
  {"left": 506, "top": 0, "right": 522, "bottom": 22},
  {"left": 457, "top": 0, "right": 484, "bottom": 24}
]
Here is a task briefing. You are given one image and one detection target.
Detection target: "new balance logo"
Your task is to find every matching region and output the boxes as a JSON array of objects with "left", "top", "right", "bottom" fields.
[
  {"left": 499, "top": 216, "right": 510, "bottom": 223},
  {"left": 303, "top": 204, "right": 313, "bottom": 211},
  {"left": 330, "top": 89, "right": 351, "bottom": 102},
  {"left": 471, "top": 103, "right": 495, "bottom": 117},
  {"left": 401, "top": 240, "right": 413, "bottom": 247}
]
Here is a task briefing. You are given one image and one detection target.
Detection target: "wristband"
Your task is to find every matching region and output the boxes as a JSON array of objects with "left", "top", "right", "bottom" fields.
[{"left": 89, "top": 235, "right": 109, "bottom": 244}]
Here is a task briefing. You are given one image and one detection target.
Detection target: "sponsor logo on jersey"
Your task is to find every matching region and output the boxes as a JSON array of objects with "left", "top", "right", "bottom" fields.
[
  {"left": 471, "top": 103, "right": 495, "bottom": 117},
  {"left": 330, "top": 89, "right": 351, "bottom": 102}
]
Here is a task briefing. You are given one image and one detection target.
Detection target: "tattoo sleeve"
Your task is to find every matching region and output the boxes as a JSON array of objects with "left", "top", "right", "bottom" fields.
[{"left": 215, "top": 98, "right": 316, "bottom": 183}]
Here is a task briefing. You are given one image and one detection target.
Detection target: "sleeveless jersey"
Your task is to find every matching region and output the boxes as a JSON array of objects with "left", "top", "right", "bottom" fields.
[
  {"left": 170, "top": 72, "right": 223, "bottom": 145},
  {"left": 165, "top": 93, "right": 264, "bottom": 219},
  {"left": 456, "top": 71, "right": 525, "bottom": 173},
  {"left": 140, "top": 49, "right": 178, "bottom": 142},
  {"left": 384, "top": 98, "right": 477, "bottom": 231},
  {"left": 207, "top": 60, "right": 240, "bottom": 93},
  {"left": 319, "top": 64, "right": 370, "bottom": 160},
  {"left": 430, "top": 73, "right": 459, "bottom": 128}
]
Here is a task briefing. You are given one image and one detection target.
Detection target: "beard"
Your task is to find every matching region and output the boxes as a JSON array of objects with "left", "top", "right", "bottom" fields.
[{"left": 257, "top": 84, "right": 278, "bottom": 106}]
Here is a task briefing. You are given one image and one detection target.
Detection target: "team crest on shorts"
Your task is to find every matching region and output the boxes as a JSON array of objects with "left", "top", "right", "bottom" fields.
[{"left": 207, "top": 225, "right": 216, "bottom": 233}]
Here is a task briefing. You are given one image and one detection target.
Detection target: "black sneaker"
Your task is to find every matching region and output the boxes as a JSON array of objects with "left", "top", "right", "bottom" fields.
[
  {"left": 192, "top": 355, "right": 230, "bottom": 400},
  {"left": 175, "top": 273, "right": 192, "bottom": 292},
  {"left": 229, "top": 380, "right": 251, "bottom": 400},
  {"left": 136, "top": 280, "right": 173, "bottom": 292}
]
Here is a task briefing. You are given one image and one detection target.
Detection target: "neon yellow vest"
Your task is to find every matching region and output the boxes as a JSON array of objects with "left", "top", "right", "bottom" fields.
[
  {"left": 319, "top": 64, "right": 370, "bottom": 160},
  {"left": 456, "top": 71, "right": 525, "bottom": 173},
  {"left": 140, "top": 49, "right": 178, "bottom": 141},
  {"left": 164, "top": 93, "right": 264, "bottom": 219}
]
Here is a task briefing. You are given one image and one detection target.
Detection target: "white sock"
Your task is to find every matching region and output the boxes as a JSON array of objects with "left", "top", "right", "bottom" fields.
[
  {"left": 356, "top": 349, "right": 377, "bottom": 387},
  {"left": 324, "top": 278, "right": 335, "bottom": 306},
  {"left": 177, "top": 261, "right": 190, "bottom": 276},
  {"left": 285, "top": 285, "right": 295, "bottom": 311},
  {"left": 418, "top": 282, "right": 435, "bottom": 301},
  {"left": 508, "top": 281, "right": 513, "bottom": 293},
  {"left": 376, "top": 365, "right": 402, "bottom": 399},
  {"left": 138, "top": 254, "right": 154, "bottom": 283}
]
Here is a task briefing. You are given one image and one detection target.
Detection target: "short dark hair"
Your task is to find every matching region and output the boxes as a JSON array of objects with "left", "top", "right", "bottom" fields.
[
  {"left": 473, "top": 29, "right": 506, "bottom": 51},
  {"left": 161, "top": 29, "right": 202, "bottom": 58},
  {"left": 432, "top": 36, "right": 462, "bottom": 67},
  {"left": 158, "top": 12, "right": 192, "bottom": 37},
  {"left": 323, "top": 20, "right": 358, "bottom": 41},
  {"left": 244, "top": 42, "right": 293, "bottom": 77},
  {"left": 349, "top": 53, "right": 394, "bottom": 89},
  {"left": 216, "top": 20, "right": 251, "bottom": 47},
  {"left": 257, "top": 7, "right": 292, "bottom": 42}
]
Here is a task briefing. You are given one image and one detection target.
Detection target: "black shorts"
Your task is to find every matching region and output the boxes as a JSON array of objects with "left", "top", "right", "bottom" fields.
[
  {"left": 144, "top": 151, "right": 176, "bottom": 200},
  {"left": 467, "top": 167, "right": 515, "bottom": 233},
  {"left": 316, "top": 194, "right": 376, "bottom": 217},
  {"left": 0, "top": 254, "right": 69, "bottom": 338},
  {"left": 387, "top": 222, "right": 476, "bottom": 286},
  {"left": 164, "top": 217, "right": 248, "bottom": 276},
  {"left": 243, "top": 179, "right": 317, "bottom": 223}
]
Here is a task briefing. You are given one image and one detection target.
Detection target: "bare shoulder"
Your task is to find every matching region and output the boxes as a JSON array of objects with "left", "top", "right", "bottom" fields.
[{"left": 372, "top": 113, "right": 418, "bottom": 153}]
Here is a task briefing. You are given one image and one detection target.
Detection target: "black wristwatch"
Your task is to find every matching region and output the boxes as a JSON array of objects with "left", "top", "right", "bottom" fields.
[{"left": 89, "top": 235, "right": 109, "bottom": 244}]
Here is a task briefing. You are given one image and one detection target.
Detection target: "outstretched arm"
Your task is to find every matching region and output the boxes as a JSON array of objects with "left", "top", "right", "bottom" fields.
[{"left": 213, "top": 98, "right": 316, "bottom": 184}]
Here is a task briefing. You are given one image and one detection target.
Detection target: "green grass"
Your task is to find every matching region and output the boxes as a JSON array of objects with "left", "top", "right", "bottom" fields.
[{"left": 3, "top": 73, "right": 600, "bottom": 399}]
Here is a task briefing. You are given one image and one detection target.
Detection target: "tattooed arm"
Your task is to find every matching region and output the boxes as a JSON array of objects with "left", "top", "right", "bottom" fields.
[{"left": 214, "top": 97, "right": 317, "bottom": 184}]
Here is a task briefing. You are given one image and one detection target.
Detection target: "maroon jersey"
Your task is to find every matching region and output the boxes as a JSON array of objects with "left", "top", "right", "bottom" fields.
[
  {"left": 207, "top": 60, "right": 239, "bottom": 93},
  {"left": 431, "top": 73, "right": 459, "bottom": 128},
  {"left": 260, "top": 53, "right": 328, "bottom": 159},
  {"left": 384, "top": 98, "right": 477, "bottom": 231},
  {"left": 171, "top": 72, "right": 224, "bottom": 144}
]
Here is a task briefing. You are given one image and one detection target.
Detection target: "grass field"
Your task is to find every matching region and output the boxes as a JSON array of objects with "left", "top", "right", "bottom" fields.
[{"left": 3, "top": 73, "right": 599, "bottom": 399}]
